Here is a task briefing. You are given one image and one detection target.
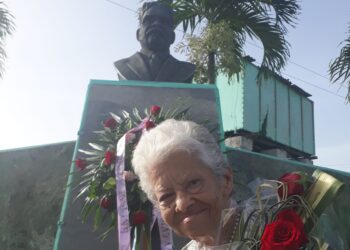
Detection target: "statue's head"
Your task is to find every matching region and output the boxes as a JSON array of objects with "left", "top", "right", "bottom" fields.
[{"left": 137, "top": 2, "right": 175, "bottom": 53}]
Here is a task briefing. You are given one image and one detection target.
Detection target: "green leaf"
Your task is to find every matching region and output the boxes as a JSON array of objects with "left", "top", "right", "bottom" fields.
[
  {"left": 110, "top": 112, "right": 122, "bottom": 123},
  {"left": 98, "top": 213, "right": 116, "bottom": 241},
  {"left": 79, "top": 149, "right": 103, "bottom": 156},
  {"left": 132, "top": 107, "right": 142, "bottom": 122},
  {"left": 81, "top": 198, "right": 96, "bottom": 222},
  {"left": 94, "top": 206, "right": 103, "bottom": 231},
  {"left": 144, "top": 107, "right": 149, "bottom": 117},
  {"left": 88, "top": 182, "right": 98, "bottom": 199},
  {"left": 85, "top": 163, "right": 98, "bottom": 170},
  {"left": 85, "top": 156, "right": 101, "bottom": 162},
  {"left": 93, "top": 130, "right": 105, "bottom": 134},
  {"left": 75, "top": 185, "right": 90, "bottom": 201},
  {"left": 173, "top": 106, "right": 191, "bottom": 120},
  {"left": 79, "top": 178, "right": 91, "bottom": 186},
  {"left": 103, "top": 177, "right": 116, "bottom": 190},
  {"left": 82, "top": 169, "right": 97, "bottom": 178},
  {"left": 88, "top": 143, "right": 105, "bottom": 151},
  {"left": 122, "top": 110, "right": 130, "bottom": 119}
]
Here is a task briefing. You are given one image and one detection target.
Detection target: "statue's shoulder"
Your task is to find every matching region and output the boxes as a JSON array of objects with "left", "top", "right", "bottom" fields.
[
  {"left": 168, "top": 55, "right": 195, "bottom": 72},
  {"left": 114, "top": 53, "right": 148, "bottom": 80},
  {"left": 114, "top": 52, "right": 142, "bottom": 68},
  {"left": 166, "top": 55, "right": 196, "bottom": 83}
]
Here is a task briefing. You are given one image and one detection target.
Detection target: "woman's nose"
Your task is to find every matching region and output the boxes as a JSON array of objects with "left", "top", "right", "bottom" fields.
[{"left": 175, "top": 191, "right": 194, "bottom": 213}]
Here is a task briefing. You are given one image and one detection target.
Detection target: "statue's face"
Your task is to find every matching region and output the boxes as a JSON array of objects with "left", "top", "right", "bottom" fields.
[{"left": 137, "top": 6, "right": 175, "bottom": 52}]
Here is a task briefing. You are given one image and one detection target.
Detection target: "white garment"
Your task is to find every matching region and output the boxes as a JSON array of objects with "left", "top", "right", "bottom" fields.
[{"left": 181, "top": 240, "right": 249, "bottom": 250}]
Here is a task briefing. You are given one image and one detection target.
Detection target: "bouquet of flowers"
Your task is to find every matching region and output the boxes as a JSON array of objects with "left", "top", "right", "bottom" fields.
[
  {"left": 219, "top": 170, "right": 344, "bottom": 249},
  {"left": 74, "top": 105, "right": 190, "bottom": 249}
]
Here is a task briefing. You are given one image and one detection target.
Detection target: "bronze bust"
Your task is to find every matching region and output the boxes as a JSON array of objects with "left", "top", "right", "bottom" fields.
[{"left": 114, "top": 2, "right": 195, "bottom": 83}]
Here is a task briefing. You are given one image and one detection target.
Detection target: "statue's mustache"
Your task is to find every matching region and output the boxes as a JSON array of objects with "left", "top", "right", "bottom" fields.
[{"left": 145, "top": 26, "right": 165, "bottom": 36}]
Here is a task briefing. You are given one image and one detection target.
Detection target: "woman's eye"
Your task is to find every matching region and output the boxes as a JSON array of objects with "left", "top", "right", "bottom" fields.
[
  {"left": 187, "top": 179, "right": 202, "bottom": 192},
  {"left": 159, "top": 193, "right": 174, "bottom": 203},
  {"left": 190, "top": 179, "right": 199, "bottom": 186}
]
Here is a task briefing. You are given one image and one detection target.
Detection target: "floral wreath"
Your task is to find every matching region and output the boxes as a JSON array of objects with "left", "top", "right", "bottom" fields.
[{"left": 74, "top": 105, "right": 190, "bottom": 249}]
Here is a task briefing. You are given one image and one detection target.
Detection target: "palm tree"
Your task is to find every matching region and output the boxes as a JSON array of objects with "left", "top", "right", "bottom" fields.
[
  {"left": 329, "top": 23, "right": 350, "bottom": 103},
  {"left": 167, "top": 0, "right": 300, "bottom": 83},
  {"left": 0, "top": 1, "right": 14, "bottom": 78}
]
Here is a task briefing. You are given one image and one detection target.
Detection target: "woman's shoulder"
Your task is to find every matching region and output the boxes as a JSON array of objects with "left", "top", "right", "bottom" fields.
[{"left": 181, "top": 240, "right": 197, "bottom": 250}]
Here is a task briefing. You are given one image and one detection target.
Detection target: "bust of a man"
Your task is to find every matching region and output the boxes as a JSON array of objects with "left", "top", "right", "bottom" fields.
[{"left": 114, "top": 2, "right": 195, "bottom": 83}]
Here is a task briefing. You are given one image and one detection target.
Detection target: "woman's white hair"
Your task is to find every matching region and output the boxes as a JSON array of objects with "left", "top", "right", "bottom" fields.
[{"left": 132, "top": 119, "right": 229, "bottom": 203}]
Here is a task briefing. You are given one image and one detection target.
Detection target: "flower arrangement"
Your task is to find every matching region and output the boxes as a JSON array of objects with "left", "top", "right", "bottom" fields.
[
  {"left": 234, "top": 170, "right": 344, "bottom": 249},
  {"left": 74, "top": 105, "right": 190, "bottom": 247}
]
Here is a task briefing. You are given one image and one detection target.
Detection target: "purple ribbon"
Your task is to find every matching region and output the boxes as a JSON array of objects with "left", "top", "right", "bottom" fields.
[
  {"left": 115, "top": 117, "right": 172, "bottom": 250},
  {"left": 115, "top": 135, "right": 131, "bottom": 250},
  {"left": 153, "top": 208, "right": 173, "bottom": 250}
]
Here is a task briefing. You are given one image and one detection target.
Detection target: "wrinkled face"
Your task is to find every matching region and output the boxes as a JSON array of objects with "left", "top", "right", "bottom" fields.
[
  {"left": 137, "top": 6, "right": 175, "bottom": 52},
  {"left": 150, "top": 151, "right": 233, "bottom": 244}
]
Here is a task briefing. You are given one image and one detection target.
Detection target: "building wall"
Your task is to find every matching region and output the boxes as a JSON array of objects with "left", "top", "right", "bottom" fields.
[
  {"left": 1, "top": 141, "right": 348, "bottom": 249},
  {"left": 0, "top": 141, "right": 75, "bottom": 250},
  {"left": 217, "top": 62, "right": 316, "bottom": 157}
]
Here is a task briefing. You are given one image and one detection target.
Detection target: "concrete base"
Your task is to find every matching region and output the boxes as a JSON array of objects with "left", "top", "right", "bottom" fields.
[
  {"left": 296, "top": 158, "right": 314, "bottom": 165},
  {"left": 260, "top": 148, "right": 288, "bottom": 159},
  {"left": 225, "top": 136, "right": 253, "bottom": 151}
]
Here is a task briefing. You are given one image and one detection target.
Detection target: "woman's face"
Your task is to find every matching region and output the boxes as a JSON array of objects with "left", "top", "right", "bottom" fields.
[{"left": 150, "top": 151, "right": 233, "bottom": 244}]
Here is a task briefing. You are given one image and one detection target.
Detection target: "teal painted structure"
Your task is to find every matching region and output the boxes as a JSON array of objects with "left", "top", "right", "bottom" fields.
[
  {"left": 217, "top": 62, "right": 315, "bottom": 156},
  {"left": 54, "top": 80, "right": 225, "bottom": 250}
]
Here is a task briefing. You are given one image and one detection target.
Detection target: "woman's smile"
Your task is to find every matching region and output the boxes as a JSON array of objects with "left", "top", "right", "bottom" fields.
[{"left": 181, "top": 207, "right": 208, "bottom": 224}]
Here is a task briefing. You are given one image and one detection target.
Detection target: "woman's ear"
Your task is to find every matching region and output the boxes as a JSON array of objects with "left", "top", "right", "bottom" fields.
[
  {"left": 136, "top": 29, "right": 140, "bottom": 41},
  {"left": 170, "top": 30, "right": 175, "bottom": 44},
  {"left": 222, "top": 168, "right": 233, "bottom": 198}
]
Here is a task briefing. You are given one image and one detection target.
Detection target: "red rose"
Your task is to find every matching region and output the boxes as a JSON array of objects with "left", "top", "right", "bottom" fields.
[
  {"left": 104, "top": 150, "right": 116, "bottom": 166},
  {"left": 75, "top": 158, "right": 87, "bottom": 171},
  {"left": 132, "top": 211, "right": 147, "bottom": 225},
  {"left": 261, "top": 209, "right": 308, "bottom": 250},
  {"left": 278, "top": 172, "right": 307, "bottom": 199},
  {"left": 103, "top": 117, "right": 117, "bottom": 129},
  {"left": 150, "top": 105, "right": 161, "bottom": 116},
  {"left": 144, "top": 120, "right": 155, "bottom": 130},
  {"left": 100, "top": 197, "right": 112, "bottom": 209}
]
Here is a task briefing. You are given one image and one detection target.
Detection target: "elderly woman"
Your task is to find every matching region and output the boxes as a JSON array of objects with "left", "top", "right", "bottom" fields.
[{"left": 132, "top": 119, "right": 242, "bottom": 249}]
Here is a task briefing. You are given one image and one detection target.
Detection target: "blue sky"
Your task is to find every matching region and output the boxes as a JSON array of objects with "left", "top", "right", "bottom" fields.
[{"left": 1, "top": 0, "right": 350, "bottom": 172}]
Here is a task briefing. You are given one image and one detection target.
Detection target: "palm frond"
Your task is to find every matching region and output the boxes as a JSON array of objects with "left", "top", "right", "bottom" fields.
[
  {"left": 258, "top": 0, "right": 300, "bottom": 31},
  {"left": 172, "top": 0, "right": 206, "bottom": 32},
  {"left": 329, "top": 23, "right": 350, "bottom": 102},
  {"left": 232, "top": 4, "right": 289, "bottom": 73},
  {"left": 0, "top": 2, "right": 15, "bottom": 78}
]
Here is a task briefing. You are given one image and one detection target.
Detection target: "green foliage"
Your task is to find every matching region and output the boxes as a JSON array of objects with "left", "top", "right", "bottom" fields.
[
  {"left": 166, "top": 0, "right": 300, "bottom": 83},
  {"left": 103, "top": 177, "right": 116, "bottom": 190},
  {"left": 329, "top": 23, "right": 350, "bottom": 103},
  {"left": 176, "top": 21, "right": 244, "bottom": 83},
  {"left": 0, "top": 1, "right": 15, "bottom": 78}
]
